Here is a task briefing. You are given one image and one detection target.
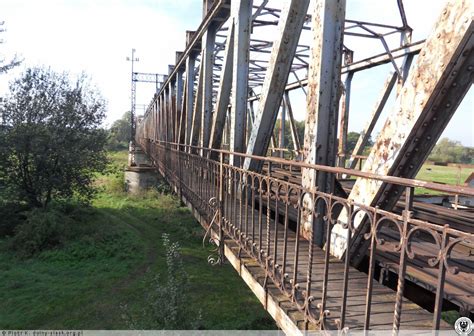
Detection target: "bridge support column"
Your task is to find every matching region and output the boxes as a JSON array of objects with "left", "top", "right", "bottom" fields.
[
  {"left": 125, "top": 146, "right": 157, "bottom": 195},
  {"left": 230, "top": 0, "right": 252, "bottom": 167},
  {"left": 301, "top": 0, "right": 346, "bottom": 245},
  {"left": 184, "top": 44, "right": 197, "bottom": 148},
  {"left": 200, "top": 23, "right": 217, "bottom": 150}
]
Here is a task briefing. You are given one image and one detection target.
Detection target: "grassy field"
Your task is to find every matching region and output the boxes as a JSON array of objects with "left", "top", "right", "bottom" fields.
[
  {"left": 416, "top": 164, "right": 471, "bottom": 185},
  {"left": 355, "top": 159, "right": 472, "bottom": 194},
  {"left": 0, "top": 150, "right": 276, "bottom": 330},
  {"left": 415, "top": 164, "right": 471, "bottom": 195}
]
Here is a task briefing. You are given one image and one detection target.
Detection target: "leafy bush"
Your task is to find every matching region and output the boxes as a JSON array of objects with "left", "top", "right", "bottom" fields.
[
  {"left": 9, "top": 207, "right": 71, "bottom": 258},
  {"left": 122, "top": 233, "right": 203, "bottom": 329},
  {"left": 105, "top": 166, "right": 126, "bottom": 194},
  {"left": 7, "top": 201, "right": 96, "bottom": 258},
  {"left": 0, "top": 201, "right": 29, "bottom": 238}
]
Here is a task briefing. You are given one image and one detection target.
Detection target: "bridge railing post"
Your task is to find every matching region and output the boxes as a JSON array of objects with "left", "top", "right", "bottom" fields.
[
  {"left": 218, "top": 151, "right": 225, "bottom": 265},
  {"left": 392, "top": 186, "right": 413, "bottom": 333}
]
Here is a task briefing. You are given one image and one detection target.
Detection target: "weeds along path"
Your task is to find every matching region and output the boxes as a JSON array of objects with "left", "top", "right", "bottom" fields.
[
  {"left": 99, "top": 209, "right": 158, "bottom": 293},
  {"left": 1, "top": 151, "right": 276, "bottom": 329}
]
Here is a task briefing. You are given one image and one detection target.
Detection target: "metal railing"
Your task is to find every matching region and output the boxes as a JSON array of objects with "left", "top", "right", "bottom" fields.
[{"left": 138, "top": 138, "right": 474, "bottom": 332}]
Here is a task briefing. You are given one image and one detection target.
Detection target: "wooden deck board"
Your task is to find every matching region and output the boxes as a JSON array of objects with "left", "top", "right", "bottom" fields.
[
  {"left": 222, "top": 204, "right": 450, "bottom": 330},
  {"left": 256, "top": 167, "right": 474, "bottom": 312}
]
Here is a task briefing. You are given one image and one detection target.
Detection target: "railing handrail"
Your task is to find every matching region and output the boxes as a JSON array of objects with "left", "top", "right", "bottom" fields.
[{"left": 145, "top": 139, "right": 474, "bottom": 197}]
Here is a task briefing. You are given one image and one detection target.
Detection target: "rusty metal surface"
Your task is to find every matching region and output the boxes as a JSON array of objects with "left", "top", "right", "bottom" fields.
[
  {"left": 347, "top": 72, "right": 397, "bottom": 170},
  {"left": 243, "top": 0, "right": 310, "bottom": 172},
  {"left": 132, "top": 1, "right": 474, "bottom": 333},
  {"left": 229, "top": 0, "right": 252, "bottom": 167},
  {"left": 209, "top": 25, "right": 234, "bottom": 159},
  {"left": 200, "top": 24, "right": 217, "bottom": 149},
  {"left": 334, "top": 0, "right": 474, "bottom": 262},
  {"left": 135, "top": 140, "right": 470, "bottom": 332},
  {"left": 301, "top": 0, "right": 346, "bottom": 245}
]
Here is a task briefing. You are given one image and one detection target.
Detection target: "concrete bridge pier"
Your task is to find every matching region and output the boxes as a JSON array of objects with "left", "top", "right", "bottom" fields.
[{"left": 125, "top": 141, "right": 158, "bottom": 194}]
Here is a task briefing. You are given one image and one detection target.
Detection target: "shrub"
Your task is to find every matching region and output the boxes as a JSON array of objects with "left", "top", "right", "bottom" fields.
[
  {"left": 10, "top": 207, "right": 71, "bottom": 258},
  {"left": 0, "top": 201, "right": 29, "bottom": 238},
  {"left": 122, "top": 233, "right": 203, "bottom": 329}
]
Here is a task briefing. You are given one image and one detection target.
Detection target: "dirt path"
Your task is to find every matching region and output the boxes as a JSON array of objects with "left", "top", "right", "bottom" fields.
[{"left": 101, "top": 210, "right": 158, "bottom": 293}]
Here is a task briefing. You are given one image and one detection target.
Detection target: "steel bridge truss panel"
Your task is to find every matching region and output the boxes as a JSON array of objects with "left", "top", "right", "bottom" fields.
[{"left": 332, "top": 0, "right": 474, "bottom": 259}]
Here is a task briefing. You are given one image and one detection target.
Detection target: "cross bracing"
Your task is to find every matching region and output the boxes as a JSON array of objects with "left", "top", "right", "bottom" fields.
[{"left": 135, "top": 0, "right": 473, "bottom": 333}]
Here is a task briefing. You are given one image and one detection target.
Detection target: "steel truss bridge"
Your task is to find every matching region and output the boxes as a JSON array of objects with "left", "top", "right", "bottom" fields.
[{"left": 135, "top": 0, "right": 473, "bottom": 333}]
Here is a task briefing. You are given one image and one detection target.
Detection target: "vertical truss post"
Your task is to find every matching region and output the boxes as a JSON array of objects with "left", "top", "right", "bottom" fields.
[
  {"left": 200, "top": 24, "right": 217, "bottom": 150},
  {"left": 209, "top": 25, "right": 234, "bottom": 160},
  {"left": 175, "top": 55, "right": 184, "bottom": 145},
  {"left": 170, "top": 79, "right": 176, "bottom": 143},
  {"left": 153, "top": 97, "right": 158, "bottom": 142},
  {"left": 243, "top": 0, "right": 310, "bottom": 171},
  {"left": 301, "top": 0, "right": 346, "bottom": 244},
  {"left": 283, "top": 92, "right": 301, "bottom": 153},
  {"left": 158, "top": 94, "right": 163, "bottom": 141},
  {"left": 396, "top": 10, "right": 414, "bottom": 95},
  {"left": 191, "top": 62, "right": 204, "bottom": 148},
  {"left": 184, "top": 51, "right": 196, "bottom": 147},
  {"left": 337, "top": 72, "right": 353, "bottom": 168},
  {"left": 167, "top": 66, "right": 175, "bottom": 143},
  {"left": 225, "top": 106, "right": 231, "bottom": 148},
  {"left": 230, "top": 0, "right": 252, "bottom": 167},
  {"left": 279, "top": 101, "right": 286, "bottom": 157},
  {"left": 333, "top": 0, "right": 474, "bottom": 260},
  {"left": 160, "top": 94, "right": 164, "bottom": 142},
  {"left": 165, "top": 86, "right": 170, "bottom": 143}
]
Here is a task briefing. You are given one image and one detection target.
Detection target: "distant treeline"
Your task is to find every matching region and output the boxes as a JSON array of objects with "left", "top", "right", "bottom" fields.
[
  {"left": 428, "top": 138, "right": 473, "bottom": 164},
  {"left": 107, "top": 114, "right": 472, "bottom": 165}
]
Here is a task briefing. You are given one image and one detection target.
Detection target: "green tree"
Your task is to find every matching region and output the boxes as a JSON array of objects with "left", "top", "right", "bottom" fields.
[
  {"left": 0, "top": 67, "right": 108, "bottom": 208},
  {"left": 272, "top": 119, "right": 305, "bottom": 151},
  {"left": 0, "top": 21, "right": 22, "bottom": 75},
  {"left": 346, "top": 131, "right": 373, "bottom": 154},
  {"left": 107, "top": 111, "right": 131, "bottom": 150},
  {"left": 429, "top": 138, "right": 473, "bottom": 164}
]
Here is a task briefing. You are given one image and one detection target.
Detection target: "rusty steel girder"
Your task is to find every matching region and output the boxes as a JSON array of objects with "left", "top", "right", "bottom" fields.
[
  {"left": 301, "top": 0, "right": 346, "bottom": 245},
  {"left": 243, "top": 0, "right": 310, "bottom": 172},
  {"left": 332, "top": 0, "right": 474, "bottom": 260}
]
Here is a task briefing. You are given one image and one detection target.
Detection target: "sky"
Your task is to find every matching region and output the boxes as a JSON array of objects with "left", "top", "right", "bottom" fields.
[{"left": 0, "top": 0, "right": 472, "bottom": 146}]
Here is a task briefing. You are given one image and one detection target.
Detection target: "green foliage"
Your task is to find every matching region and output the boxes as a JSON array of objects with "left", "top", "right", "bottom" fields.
[
  {"left": 441, "top": 310, "right": 460, "bottom": 325},
  {"left": 0, "top": 21, "right": 22, "bottom": 75},
  {"left": 0, "top": 66, "right": 108, "bottom": 208},
  {"left": 272, "top": 119, "right": 305, "bottom": 151},
  {"left": 107, "top": 112, "right": 131, "bottom": 151},
  {"left": 0, "top": 201, "right": 28, "bottom": 238},
  {"left": 8, "top": 202, "right": 96, "bottom": 258},
  {"left": 9, "top": 207, "right": 71, "bottom": 258},
  {"left": 346, "top": 131, "right": 373, "bottom": 154},
  {"left": 0, "top": 150, "right": 276, "bottom": 330},
  {"left": 123, "top": 233, "right": 203, "bottom": 329},
  {"left": 428, "top": 138, "right": 473, "bottom": 164}
]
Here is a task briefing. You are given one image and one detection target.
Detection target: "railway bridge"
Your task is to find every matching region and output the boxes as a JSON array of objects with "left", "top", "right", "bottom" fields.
[{"left": 133, "top": 0, "right": 474, "bottom": 333}]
